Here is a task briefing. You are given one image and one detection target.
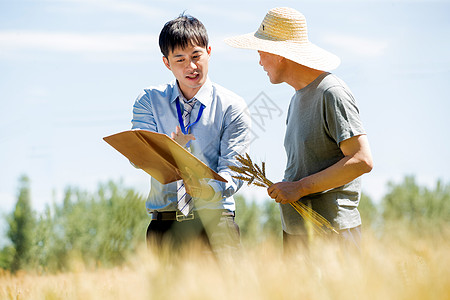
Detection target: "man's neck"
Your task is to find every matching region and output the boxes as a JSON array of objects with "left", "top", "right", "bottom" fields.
[
  {"left": 177, "top": 83, "right": 202, "bottom": 101},
  {"left": 284, "top": 61, "right": 325, "bottom": 91}
]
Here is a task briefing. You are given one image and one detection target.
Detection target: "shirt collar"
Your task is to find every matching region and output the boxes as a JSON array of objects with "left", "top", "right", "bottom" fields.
[{"left": 170, "top": 78, "right": 213, "bottom": 107}]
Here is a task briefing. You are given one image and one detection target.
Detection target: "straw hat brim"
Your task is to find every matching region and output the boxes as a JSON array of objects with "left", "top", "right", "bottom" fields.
[{"left": 224, "top": 32, "right": 341, "bottom": 71}]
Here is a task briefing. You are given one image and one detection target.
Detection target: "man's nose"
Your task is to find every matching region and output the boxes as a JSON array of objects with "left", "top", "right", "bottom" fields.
[{"left": 187, "top": 60, "right": 197, "bottom": 70}]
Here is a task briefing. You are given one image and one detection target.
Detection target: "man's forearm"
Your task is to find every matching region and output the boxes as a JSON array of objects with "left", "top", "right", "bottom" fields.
[
  {"left": 297, "top": 154, "right": 373, "bottom": 198},
  {"left": 269, "top": 135, "right": 373, "bottom": 204}
]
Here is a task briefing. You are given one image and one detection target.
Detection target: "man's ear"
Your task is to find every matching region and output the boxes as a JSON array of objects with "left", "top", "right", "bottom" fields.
[
  {"left": 207, "top": 46, "right": 212, "bottom": 56},
  {"left": 162, "top": 56, "right": 171, "bottom": 70}
]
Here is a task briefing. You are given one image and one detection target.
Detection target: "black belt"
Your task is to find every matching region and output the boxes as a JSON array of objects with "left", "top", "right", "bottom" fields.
[{"left": 150, "top": 210, "right": 234, "bottom": 222}]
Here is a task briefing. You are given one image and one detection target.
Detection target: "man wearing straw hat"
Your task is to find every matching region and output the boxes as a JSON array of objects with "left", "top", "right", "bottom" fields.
[{"left": 225, "top": 7, "right": 373, "bottom": 251}]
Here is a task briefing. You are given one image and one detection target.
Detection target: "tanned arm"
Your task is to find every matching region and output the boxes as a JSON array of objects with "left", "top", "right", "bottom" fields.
[{"left": 268, "top": 134, "right": 373, "bottom": 204}]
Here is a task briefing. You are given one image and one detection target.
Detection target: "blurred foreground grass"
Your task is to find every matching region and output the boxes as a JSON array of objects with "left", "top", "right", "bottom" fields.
[{"left": 1, "top": 227, "right": 450, "bottom": 300}]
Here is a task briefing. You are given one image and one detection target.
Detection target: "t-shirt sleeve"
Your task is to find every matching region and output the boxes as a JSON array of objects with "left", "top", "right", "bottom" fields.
[{"left": 323, "top": 86, "right": 366, "bottom": 144}]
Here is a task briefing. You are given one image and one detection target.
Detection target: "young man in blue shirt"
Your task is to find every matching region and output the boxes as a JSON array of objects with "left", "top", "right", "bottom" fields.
[{"left": 132, "top": 14, "right": 251, "bottom": 252}]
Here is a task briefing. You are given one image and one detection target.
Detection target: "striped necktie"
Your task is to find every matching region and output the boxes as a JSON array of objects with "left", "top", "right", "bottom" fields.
[{"left": 177, "top": 98, "right": 196, "bottom": 216}]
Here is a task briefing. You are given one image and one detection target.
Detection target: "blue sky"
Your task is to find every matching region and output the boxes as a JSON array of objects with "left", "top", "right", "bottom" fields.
[{"left": 1, "top": 0, "right": 450, "bottom": 227}]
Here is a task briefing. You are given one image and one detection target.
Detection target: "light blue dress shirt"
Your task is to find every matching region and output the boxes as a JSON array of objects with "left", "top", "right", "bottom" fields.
[{"left": 131, "top": 78, "right": 251, "bottom": 212}]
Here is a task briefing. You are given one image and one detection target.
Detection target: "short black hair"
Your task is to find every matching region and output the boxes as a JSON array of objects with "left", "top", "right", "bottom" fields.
[{"left": 159, "top": 14, "right": 209, "bottom": 58}]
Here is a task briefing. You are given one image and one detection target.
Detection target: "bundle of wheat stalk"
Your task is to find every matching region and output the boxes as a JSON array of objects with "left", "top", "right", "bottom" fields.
[{"left": 229, "top": 153, "right": 338, "bottom": 235}]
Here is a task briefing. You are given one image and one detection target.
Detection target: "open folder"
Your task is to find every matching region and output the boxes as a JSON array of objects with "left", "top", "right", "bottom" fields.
[{"left": 103, "top": 129, "right": 227, "bottom": 184}]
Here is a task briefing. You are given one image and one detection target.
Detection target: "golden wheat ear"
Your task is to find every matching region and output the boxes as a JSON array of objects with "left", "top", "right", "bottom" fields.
[{"left": 228, "top": 152, "right": 338, "bottom": 235}]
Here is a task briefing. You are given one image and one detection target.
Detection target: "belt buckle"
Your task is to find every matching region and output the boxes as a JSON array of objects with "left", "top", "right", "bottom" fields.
[{"left": 176, "top": 211, "right": 194, "bottom": 222}]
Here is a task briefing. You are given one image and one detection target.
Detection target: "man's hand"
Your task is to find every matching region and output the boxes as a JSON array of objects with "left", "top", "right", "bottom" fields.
[
  {"left": 185, "top": 180, "right": 215, "bottom": 200},
  {"left": 171, "top": 125, "right": 195, "bottom": 147},
  {"left": 267, "top": 181, "right": 303, "bottom": 204},
  {"left": 180, "top": 167, "right": 216, "bottom": 200}
]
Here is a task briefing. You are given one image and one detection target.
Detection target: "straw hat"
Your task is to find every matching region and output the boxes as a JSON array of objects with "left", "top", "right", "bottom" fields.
[{"left": 224, "top": 7, "right": 340, "bottom": 71}]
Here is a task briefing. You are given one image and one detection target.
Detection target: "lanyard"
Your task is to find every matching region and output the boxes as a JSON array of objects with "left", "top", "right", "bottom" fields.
[{"left": 175, "top": 98, "right": 205, "bottom": 135}]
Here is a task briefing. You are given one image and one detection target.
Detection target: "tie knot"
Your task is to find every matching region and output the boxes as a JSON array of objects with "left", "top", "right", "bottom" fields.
[{"left": 183, "top": 99, "right": 196, "bottom": 115}]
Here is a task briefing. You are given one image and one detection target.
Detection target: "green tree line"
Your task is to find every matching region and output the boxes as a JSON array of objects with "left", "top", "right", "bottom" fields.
[
  {"left": 1, "top": 175, "right": 450, "bottom": 273},
  {"left": 0, "top": 177, "right": 148, "bottom": 273}
]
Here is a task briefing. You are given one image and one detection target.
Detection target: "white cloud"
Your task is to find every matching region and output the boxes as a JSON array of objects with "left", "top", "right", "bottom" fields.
[
  {"left": 25, "top": 85, "right": 50, "bottom": 105},
  {"left": 0, "top": 31, "right": 157, "bottom": 53},
  {"left": 44, "top": 0, "right": 171, "bottom": 18},
  {"left": 0, "top": 30, "right": 159, "bottom": 61},
  {"left": 96, "top": 1, "right": 168, "bottom": 17},
  {"left": 193, "top": 6, "right": 261, "bottom": 23},
  {"left": 323, "top": 34, "right": 389, "bottom": 58}
]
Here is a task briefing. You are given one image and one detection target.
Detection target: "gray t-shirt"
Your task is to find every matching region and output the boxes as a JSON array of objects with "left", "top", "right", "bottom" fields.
[{"left": 280, "top": 72, "right": 366, "bottom": 234}]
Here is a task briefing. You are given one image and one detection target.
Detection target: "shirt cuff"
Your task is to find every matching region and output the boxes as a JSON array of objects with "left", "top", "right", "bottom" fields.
[{"left": 208, "top": 180, "right": 224, "bottom": 202}]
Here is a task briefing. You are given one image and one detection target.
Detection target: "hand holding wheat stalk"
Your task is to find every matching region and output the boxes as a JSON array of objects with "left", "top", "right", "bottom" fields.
[{"left": 229, "top": 153, "right": 338, "bottom": 235}]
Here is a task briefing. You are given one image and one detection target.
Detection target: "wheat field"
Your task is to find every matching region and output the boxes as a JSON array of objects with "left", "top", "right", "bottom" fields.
[{"left": 1, "top": 229, "right": 450, "bottom": 300}]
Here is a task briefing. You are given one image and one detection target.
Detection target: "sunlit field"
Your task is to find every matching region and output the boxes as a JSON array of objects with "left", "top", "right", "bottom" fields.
[{"left": 1, "top": 228, "right": 449, "bottom": 300}]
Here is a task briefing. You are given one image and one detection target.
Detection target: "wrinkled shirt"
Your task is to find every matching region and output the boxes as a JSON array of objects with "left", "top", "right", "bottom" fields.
[
  {"left": 131, "top": 78, "right": 251, "bottom": 212},
  {"left": 281, "top": 73, "right": 366, "bottom": 233}
]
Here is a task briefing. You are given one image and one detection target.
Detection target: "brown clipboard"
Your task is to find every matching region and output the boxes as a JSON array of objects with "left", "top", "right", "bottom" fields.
[{"left": 103, "top": 129, "right": 227, "bottom": 184}]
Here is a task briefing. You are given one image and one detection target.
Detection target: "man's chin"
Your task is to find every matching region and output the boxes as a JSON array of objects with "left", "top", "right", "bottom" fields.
[
  {"left": 269, "top": 77, "right": 282, "bottom": 85},
  {"left": 184, "top": 79, "right": 205, "bottom": 89}
]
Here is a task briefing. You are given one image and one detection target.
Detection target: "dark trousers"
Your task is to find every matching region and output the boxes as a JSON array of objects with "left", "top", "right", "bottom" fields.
[
  {"left": 146, "top": 210, "right": 241, "bottom": 253},
  {"left": 283, "top": 225, "right": 362, "bottom": 255}
]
